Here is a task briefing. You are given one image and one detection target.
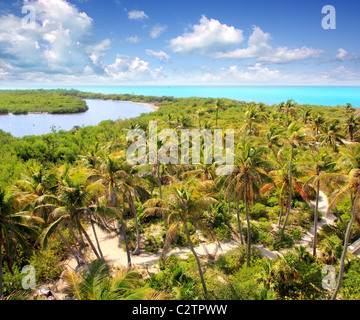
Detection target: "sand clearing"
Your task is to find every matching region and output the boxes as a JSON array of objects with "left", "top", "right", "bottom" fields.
[{"left": 84, "top": 224, "right": 241, "bottom": 268}]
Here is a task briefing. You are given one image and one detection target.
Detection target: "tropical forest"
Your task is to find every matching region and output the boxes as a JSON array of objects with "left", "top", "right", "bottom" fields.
[{"left": 1, "top": 89, "right": 360, "bottom": 301}]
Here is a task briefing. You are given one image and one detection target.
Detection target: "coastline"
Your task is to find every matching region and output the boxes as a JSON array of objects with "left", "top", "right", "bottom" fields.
[{"left": 122, "top": 100, "right": 159, "bottom": 111}]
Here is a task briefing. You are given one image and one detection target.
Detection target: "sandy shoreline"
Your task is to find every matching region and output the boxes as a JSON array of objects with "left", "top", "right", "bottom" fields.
[{"left": 122, "top": 100, "right": 159, "bottom": 111}]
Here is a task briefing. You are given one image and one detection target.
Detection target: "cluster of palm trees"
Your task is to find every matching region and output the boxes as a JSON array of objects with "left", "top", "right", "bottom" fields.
[{"left": 1, "top": 99, "right": 359, "bottom": 300}]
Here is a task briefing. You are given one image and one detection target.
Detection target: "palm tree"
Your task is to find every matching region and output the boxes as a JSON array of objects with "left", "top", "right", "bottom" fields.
[
  {"left": 301, "top": 106, "right": 312, "bottom": 125},
  {"left": 224, "top": 138, "right": 267, "bottom": 266},
  {"left": 117, "top": 162, "right": 150, "bottom": 256},
  {"left": 303, "top": 147, "right": 333, "bottom": 256},
  {"left": 344, "top": 113, "right": 360, "bottom": 142},
  {"left": 262, "top": 124, "right": 284, "bottom": 157},
  {"left": 320, "top": 119, "right": 345, "bottom": 152},
  {"left": 310, "top": 113, "right": 326, "bottom": 142},
  {"left": 0, "top": 188, "right": 42, "bottom": 298},
  {"left": 344, "top": 102, "right": 355, "bottom": 116},
  {"left": 242, "top": 104, "right": 265, "bottom": 136},
  {"left": 283, "top": 99, "right": 296, "bottom": 128},
  {"left": 281, "top": 123, "right": 312, "bottom": 231},
  {"left": 92, "top": 155, "right": 133, "bottom": 266},
  {"left": 14, "top": 164, "right": 58, "bottom": 223},
  {"left": 262, "top": 154, "right": 310, "bottom": 229},
  {"left": 194, "top": 107, "right": 208, "bottom": 129},
  {"left": 214, "top": 99, "right": 226, "bottom": 126},
  {"left": 38, "top": 167, "right": 104, "bottom": 264},
  {"left": 163, "top": 183, "right": 218, "bottom": 297},
  {"left": 63, "top": 258, "right": 156, "bottom": 300},
  {"left": 326, "top": 169, "right": 360, "bottom": 300}
]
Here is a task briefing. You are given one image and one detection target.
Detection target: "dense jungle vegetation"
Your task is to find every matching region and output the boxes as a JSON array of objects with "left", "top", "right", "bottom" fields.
[{"left": 1, "top": 90, "right": 360, "bottom": 301}]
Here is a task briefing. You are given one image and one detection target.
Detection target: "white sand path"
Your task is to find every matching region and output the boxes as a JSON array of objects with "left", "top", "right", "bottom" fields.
[{"left": 63, "top": 190, "right": 351, "bottom": 272}]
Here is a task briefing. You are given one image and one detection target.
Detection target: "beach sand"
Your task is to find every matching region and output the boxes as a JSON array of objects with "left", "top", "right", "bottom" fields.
[{"left": 123, "top": 100, "right": 159, "bottom": 111}]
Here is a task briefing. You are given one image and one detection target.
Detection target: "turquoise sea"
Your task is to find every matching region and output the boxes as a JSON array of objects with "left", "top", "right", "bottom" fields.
[{"left": 66, "top": 86, "right": 360, "bottom": 107}]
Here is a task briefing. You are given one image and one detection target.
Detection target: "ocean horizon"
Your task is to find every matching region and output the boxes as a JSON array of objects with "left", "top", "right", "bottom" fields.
[{"left": 5, "top": 86, "right": 359, "bottom": 108}]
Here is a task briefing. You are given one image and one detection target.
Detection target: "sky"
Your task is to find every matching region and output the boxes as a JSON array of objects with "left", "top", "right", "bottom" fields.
[{"left": 0, "top": 0, "right": 359, "bottom": 86}]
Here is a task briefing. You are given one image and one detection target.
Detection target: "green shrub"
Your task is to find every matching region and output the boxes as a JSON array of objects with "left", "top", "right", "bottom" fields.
[{"left": 250, "top": 203, "right": 267, "bottom": 220}]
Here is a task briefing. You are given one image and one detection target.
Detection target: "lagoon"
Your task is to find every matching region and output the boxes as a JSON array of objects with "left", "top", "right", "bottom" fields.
[{"left": 0, "top": 99, "right": 153, "bottom": 138}]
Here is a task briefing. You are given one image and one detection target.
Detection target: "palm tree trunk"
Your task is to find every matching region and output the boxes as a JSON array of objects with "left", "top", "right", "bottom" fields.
[
  {"left": 228, "top": 194, "right": 231, "bottom": 215},
  {"left": 244, "top": 193, "right": 251, "bottom": 268},
  {"left": 334, "top": 206, "right": 343, "bottom": 223},
  {"left": 157, "top": 162, "right": 163, "bottom": 200},
  {"left": 236, "top": 196, "right": 244, "bottom": 245},
  {"left": 117, "top": 208, "right": 132, "bottom": 267},
  {"left": 129, "top": 198, "right": 141, "bottom": 255},
  {"left": 76, "top": 216, "right": 101, "bottom": 260},
  {"left": 183, "top": 221, "right": 208, "bottom": 297},
  {"left": 57, "top": 230, "right": 84, "bottom": 268},
  {"left": 277, "top": 194, "right": 285, "bottom": 229},
  {"left": 89, "top": 212, "right": 103, "bottom": 258},
  {"left": 0, "top": 242, "right": 3, "bottom": 299},
  {"left": 313, "top": 180, "right": 320, "bottom": 256},
  {"left": 282, "top": 145, "right": 294, "bottom": 231},
  {"left": 331, "top": 196, "right": 358, "bottom": 300}
]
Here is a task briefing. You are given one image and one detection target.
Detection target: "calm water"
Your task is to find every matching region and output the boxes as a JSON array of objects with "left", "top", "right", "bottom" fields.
[
  {"left": 67, "top": 86, "right": 360, "bottom": 107},
  {"left": 0, "top": 100, "right": 152, "bottom": 138}
]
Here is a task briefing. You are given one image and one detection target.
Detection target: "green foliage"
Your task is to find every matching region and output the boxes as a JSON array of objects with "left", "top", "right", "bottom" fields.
[
  {"left": 249, "top": 203, "right": 268, "bottom": 220},
  {"left": 341, "top": 259, "right": 360, "bottom": 300},
  {"left": 0, "top": 90, "right": 88, "bottom": 114},
  {"left": 216, "top": 245, "right": 262, "bottom": 274}
]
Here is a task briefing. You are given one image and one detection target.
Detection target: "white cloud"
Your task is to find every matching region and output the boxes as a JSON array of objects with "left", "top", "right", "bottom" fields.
[
  {"left": 0, "top": 0, "right": 163, "bottom": 84},
  {"left": 150, "top": 24, "right": 167, "bottom": 39},
  {"left": 214, "top": 26, "right": 271, "bottom": 59},
  {"left": 169, "top": 15, "right": 243, "bottom": 54},
  {"left": 215, "top": 26, "right": 323, "bottom": 63},
  {"left": 336, "top": 48, "right": 360, "bottom": 61},
  {"left": 125, "top": 35, "right": 141, "bottom": 43},
  {"left": 0, "top": 0, "right": 94, "bottom": 74},
  {"left": 146, "top": 49, "right": 170, "bottom": 62},
  {"left": 260, "top": 46, "right": 323, "bottom": 63},
  {"left": 321, "top": 66, "right": 360, "bottom": 81},
  {"left": 128, "top": 10, "right": 148, "bottom": 20},
  {"left": 105, "top": 55, "right": 165, "bottom": 81},
  {"left": 196, "top": 63, "right": 282, "bottom": 83}
]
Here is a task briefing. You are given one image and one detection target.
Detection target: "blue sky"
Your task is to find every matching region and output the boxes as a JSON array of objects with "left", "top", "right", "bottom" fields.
[{"left": 0, "top": 0, "right": 359, "bottom": 86}]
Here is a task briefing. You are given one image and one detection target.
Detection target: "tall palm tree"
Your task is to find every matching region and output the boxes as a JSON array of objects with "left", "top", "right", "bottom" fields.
[
  {"left": 283, "top": 99, "right": 296, "bottom": 128},
  {"left": 344, "top": 113, "right": 360, "bottom": 142},
  {"left": 242, "top": 104, "right": 265, "bottom": 136},
  {"left": 320, "top": 119, "right": 345, "bottom": 152},
  {"left": 0, "top": 188, "right": 42, "bottom": 298},
  {"left": 326, "top": 169, "right": 360, "bottom": 300},
  {"left": 194, "top": 107, "right": 208, "bottom": 129},
  {"left": 310, "top": 113, "right": 327, "bottom": 142},
  {"left": 214, "top": 99, "right": 226, "bottom": 126},
  {"left": 261, "top": 155, "right": 310, "bottom": 229},
  {"left": 39, "top": 167, "right": 104, "bottom": 264},
  {"left": 163, "top": 183, "right": 218, "bottom": 297},
  {"left": 281, "top": 123, "right": 312, "bottom": 231},
  {"left": 301, "top": 106, "right": 312, "bottom": 125},
  {"left": 303, "top": 147, "right": 333, "bottom": 256},
  {"left": 117, "top": 162, "right": 150, "bottom": 255},
  {"left": 92, "top": 155, "right": 133, "bottom": 266},
  {"left": 223, "top": 138, "right": 267, "bottom": 267}
]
